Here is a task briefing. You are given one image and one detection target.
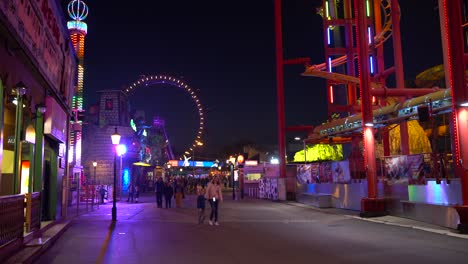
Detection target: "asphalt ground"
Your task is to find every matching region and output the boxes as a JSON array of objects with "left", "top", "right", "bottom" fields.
[{"left": 34, "top": 192, "right": 468, "bottom": 264}]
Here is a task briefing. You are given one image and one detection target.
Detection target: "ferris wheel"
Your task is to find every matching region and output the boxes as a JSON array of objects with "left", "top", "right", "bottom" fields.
[{"left": 123, "top": 75, "right": 205, "bottom": 158}]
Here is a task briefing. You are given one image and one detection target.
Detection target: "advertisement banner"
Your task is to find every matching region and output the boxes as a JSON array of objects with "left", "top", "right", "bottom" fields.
[
  {"left": 409, "top": 154, "right": 430, "bottom": 185},
  {"left": 332, "top": 160, "right": 351, "bottom": 183},
  {"left": 319, "top": 162, "right": 333, "bottom": 183},
  {"left": 384, "top": 154, "right": 424, "bottom": 185},
  {"left": 310, "top": 163, "right": 320, "bottom": 183},
  {"left": 297, "top": 164, "right": 312, "bottom": 184}
]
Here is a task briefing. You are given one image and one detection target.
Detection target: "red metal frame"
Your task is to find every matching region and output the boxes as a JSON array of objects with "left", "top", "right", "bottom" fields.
[{"left": 274, "top": 0, "right": 286, "bottom": 179}]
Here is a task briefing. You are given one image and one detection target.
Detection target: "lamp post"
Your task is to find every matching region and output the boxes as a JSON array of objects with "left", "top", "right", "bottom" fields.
[
  {"left": 116, "top": 144, "right": 127, "bottom": 202},
  {"left": 93, "top": 161, "right": 97, "bottom": 183},
  {"left": 92, "top": 161, "right": 97, "bottom": 209},
  {"left": 237, "top": 155, "right": 244, "bottom": 199},
  {"left": 166, "top": 163, "right": 171, "bottom": 180},
  {"left": 13, "top": 82, "right": 27, "bottom": 194},
  {"left": 111, "top": 127, "right": 121, "bottom": 222}
]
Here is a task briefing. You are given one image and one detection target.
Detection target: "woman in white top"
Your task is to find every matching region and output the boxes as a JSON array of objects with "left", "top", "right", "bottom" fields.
[{"left": 205, "top": 176, "right": 223, "bottom": 225}]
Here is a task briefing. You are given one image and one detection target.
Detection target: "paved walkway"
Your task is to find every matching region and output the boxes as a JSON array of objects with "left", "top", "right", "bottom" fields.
[{"left": 21, "top": 193, "right": 468, "bottom": 264}]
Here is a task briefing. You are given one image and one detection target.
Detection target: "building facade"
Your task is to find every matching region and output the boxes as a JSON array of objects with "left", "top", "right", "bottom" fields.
[{"left": 0, "top": 0, "right": 76, "bottom": 259}]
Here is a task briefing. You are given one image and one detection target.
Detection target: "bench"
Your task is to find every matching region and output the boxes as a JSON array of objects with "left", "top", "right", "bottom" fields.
[{"left": 297, "top": 193, "right": 332, "bottom": 208}]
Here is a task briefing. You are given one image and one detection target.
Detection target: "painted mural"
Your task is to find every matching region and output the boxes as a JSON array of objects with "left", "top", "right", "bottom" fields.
[{"left": 259, "top": 178, "right": 278, "bottom": 200}]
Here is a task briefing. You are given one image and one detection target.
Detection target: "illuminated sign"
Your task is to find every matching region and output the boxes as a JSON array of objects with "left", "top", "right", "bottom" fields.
[
  {"left": 168, "top": 160, "right": 214, "bottom": 168},
  {"left": 168, "top": 160, "right": 179, "bottom": 167},
  {"left": 245, "top": 160, "right": 258, "bottom": 166}
]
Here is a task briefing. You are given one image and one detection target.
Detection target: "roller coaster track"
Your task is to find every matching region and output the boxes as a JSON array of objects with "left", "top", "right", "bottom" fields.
[{"left": 303, "top": 0, "right": 393, "bottom": 83}]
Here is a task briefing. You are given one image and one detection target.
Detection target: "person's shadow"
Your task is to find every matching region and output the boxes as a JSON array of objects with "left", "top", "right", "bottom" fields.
[{"left": 96, "top": 222, "right": 116, "bottom": 264}]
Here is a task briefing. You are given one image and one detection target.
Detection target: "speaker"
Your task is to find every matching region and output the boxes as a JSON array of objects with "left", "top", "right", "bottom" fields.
[{"left": 417, "top": 105, "right": 430, "bottom": 122}]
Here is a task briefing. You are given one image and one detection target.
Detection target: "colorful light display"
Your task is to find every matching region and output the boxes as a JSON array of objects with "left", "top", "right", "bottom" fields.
[
  {"left": 124, "top": 75, "right": 205, "bottom": 157},
  {"left": 67, "top": 0, "right": 88, "bottom": 167}
]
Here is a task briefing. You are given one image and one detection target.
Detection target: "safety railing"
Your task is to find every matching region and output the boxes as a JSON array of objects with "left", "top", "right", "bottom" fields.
[
  {"left": 25, "top": 192, "right": 41, "bottom": 233},
  {"left": 0, "top": 194, "right": 25, "bottom": 260}
]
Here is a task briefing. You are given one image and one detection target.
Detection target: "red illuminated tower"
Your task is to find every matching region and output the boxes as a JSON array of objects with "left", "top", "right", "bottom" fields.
[{"left": 67, "top": 0, "right": 88, "bottom": 172}]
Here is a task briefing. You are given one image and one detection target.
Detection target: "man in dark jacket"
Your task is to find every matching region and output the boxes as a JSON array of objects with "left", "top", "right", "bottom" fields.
[
  {"left": 155, "top": 177, "right": 164, "bottom": 208},
  {"left": 99, "top": 185, "right": 107, "bottom": 204},
  {"left": 164, "top": 181, "right": 174, "bottom": 208}
]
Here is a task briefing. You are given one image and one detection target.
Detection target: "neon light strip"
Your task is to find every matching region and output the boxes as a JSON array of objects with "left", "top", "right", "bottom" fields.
[
  {"left": 325, "top": 1, "right": 330, "bottom": 18},
  {"left": 368, "top": 27, "right": 372, "bottom": 44},
  {"left": 329, "top": 86, "right": 334, "bottom": 103},
  {"left": 366, "top": 0, "right": 370, "bottom": 17},
  {"left": 328, "top": 57, "right": 332, "bottom": 72},
  {"left": 327, "top": 27, "right": 331, "bottom": 45},
  {"left": 369, "top": 55, "right": 374, "bottom": 74},
  {"left": 443, "top": 0, "right": 460, "bottom": 166},
  {"left": 67, "top": 21, "right": 87, "bottom": 34}
]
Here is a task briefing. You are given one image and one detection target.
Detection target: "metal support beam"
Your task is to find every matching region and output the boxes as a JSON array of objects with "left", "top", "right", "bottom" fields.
[
  {"left": 274, "top": 0, "right": 286, "bottom": 179},
  {"left": 355, "top": 0, "right": 386, "bottom": 217}
]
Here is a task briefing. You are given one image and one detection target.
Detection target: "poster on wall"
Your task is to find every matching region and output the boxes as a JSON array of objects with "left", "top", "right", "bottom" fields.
[
  {"left": 409, "top": 154, "right": 429, "bottom": 185},
  {"left": 319, "top": 162, "right": 333, "bottom": 183},
  {"left": 332, "top": 160, "right": 351, "bottom": 183},
  {"left": 297, "top": 164, "right": 312, "bottom": 184},
  {"left": 310, "top": 163, "right": 320, "bottom": 183},
  {"left": 384, "top": 154, "right": 424, "bottom": 185}
]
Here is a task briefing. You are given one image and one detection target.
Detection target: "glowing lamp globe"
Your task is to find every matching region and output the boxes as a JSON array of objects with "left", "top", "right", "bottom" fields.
[
  {"left": 237, "top": 155, "right": 244, "bottom": 164},
  {"left": 111, "top": 128, "right": 121, "bottom": 145},
  {"left": 116, "top": 144, "right": 127, "bottom": 157},
  {"left": 68, "top": 0, "right": 89, "bottom": 21}
]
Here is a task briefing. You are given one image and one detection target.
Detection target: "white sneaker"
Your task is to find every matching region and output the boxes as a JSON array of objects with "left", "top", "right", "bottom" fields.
[
  {"left": 215, "top": 222, "right": 220, "bottom": 226},
  {"left": 209, "top": 220, "right": 213, "bottom": 226}
]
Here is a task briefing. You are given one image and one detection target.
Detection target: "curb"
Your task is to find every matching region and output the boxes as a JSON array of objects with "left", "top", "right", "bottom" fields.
[
  {"left": 286, "top": 201, "right": 468, "bottom": 239},
  {"left": 345, "top": 215, "right": 468, "bottom": 240},
  {"left": 5, "top": 220, "right": 72, "bottom": 264}
]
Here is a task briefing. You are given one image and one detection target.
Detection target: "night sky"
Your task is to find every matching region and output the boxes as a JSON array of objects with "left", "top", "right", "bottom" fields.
[{"left": 77, "top": 0, "right": 441, "bottom": 157}]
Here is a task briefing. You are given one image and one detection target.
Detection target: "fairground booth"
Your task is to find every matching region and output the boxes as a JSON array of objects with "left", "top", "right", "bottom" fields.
[{"left": 295, "top": 90, "right": 460, "bottom": 229}]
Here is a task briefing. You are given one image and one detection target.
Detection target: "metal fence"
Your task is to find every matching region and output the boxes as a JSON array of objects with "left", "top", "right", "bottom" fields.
[{"left": 0, "top": 194, "right": 24, "bottom": 261}]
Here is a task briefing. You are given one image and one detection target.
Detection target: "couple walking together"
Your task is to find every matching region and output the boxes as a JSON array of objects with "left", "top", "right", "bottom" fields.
[{"left": 198, "top": 176, "right": 223, "bottom": 226}]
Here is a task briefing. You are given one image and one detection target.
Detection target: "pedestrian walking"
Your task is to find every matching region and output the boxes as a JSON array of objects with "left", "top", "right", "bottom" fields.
[
  {"left": 155, "top": 177, "right": 164, "bottom": 208},
  {"left": 196, "top": 184, "right": 206, "bottom": 224},
  {"left": 164, "top": 181, "right": 174, "bottom": 208},
  {"left": 175, "top": 179, "right": 184, "bottom": 208},
  {"left": 127, "top": 183, "right": 134, "bottom": 203},
  {"left": 98, "top": 185, "right": 107, "bottom": 204},
  {"left": 205, "top": 176, "right": 223, "bottom": 226},
  {"left": 134, "top": 185, "right": 140, "bottom": 203}
]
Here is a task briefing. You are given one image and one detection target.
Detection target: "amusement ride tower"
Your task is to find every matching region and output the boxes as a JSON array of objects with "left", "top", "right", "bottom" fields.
[{"left": 67, "top": 0, "right": 88, "bottom": 172}]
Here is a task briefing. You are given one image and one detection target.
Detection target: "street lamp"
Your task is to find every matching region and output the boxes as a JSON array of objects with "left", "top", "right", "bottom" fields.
[
  {"left": 13, "top": 82, "right": 27, "bottom": 194},
  {"left": 295, "top": 137, "right": 307, "bottom": 165},
  {"left": 111, "top": 127, "right": 121, "bottom": 222},
  {"left": 166, "top": 163, "right": 171, "bottom": 180},
  {"left": 92, "top": 161, "right": 97, "bottom": 183},
  {"left": 92, "top": 161, "right": 97, "bottom": 209},
  {"left": 237, "top": 155, "right": 244, "bottom": 199},
  {"left": 116, "top": 144, "right": 127, "bottom": 201}
]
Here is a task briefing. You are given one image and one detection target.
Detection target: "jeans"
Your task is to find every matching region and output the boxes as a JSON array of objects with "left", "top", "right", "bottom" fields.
[
  {"left": 175, "top": 192, "right": 183, "bottom": 208},
  {"left": 165, "top": 196, "right": 172, "bottom": 208},
  {"left": 209, "top": 200, "right": 219, "bottom": 222},
  {"left": 198, "top": 208, "right": 205, "bottom": 224},
  {"left": 156, "top": 192, "right": 163, "bottom": 207}
]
